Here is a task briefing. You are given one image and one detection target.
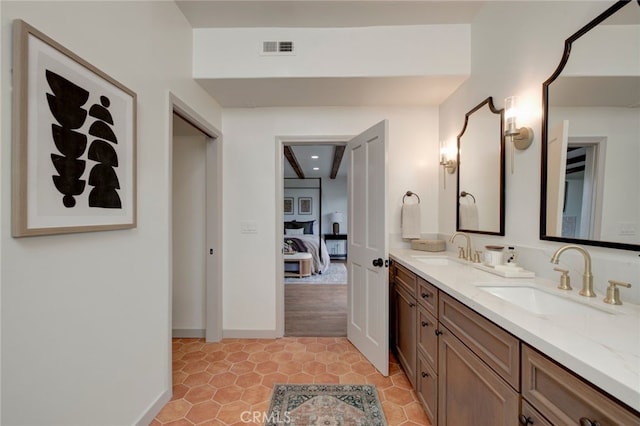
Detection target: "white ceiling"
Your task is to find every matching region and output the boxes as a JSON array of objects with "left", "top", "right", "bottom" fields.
[
  {"left": 176, "top": 1, "right": 483, "bottom": 28},
  {"left": 176, "top": 0, "right": 481, "bottom": 108},
  {"left": 284, "top": 144, "right": 348, "bottom": 179}
]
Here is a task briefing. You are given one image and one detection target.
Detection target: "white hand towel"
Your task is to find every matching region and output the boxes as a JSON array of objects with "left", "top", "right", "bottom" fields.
[
  {"left": 459, "top": 201, "right": 479, "bottom": 230},
  {"left": 401, "top": 203, "right": 421, "bottom": 239}
]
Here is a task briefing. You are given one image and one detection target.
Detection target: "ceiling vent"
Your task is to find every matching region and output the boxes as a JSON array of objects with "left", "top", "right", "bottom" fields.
[{"left": 262, "top": 40, "right": 295, "bottom": 55}]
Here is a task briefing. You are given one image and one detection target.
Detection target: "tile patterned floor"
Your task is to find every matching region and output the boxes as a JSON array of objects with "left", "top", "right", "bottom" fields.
[{"left": 151, "top": 337, "right": 430, "bottom": 425}]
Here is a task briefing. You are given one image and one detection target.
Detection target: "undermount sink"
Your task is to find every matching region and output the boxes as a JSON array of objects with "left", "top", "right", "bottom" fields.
[
  {"left": 411, "top": 255, "right": 457, "bottom": 266},
  {"left": 478, "top": 285, "right": 615, "bottom": 316}
]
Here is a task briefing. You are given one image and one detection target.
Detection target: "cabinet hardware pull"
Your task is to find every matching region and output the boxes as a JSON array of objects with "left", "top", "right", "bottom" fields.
[
  {"left": 518, "top": 415, "right": 533, "bottom": 425},
  {"left": 579, "top": 418, "right": 601, "bottom": 426},
  {"left": 409, "top": 303, "right": 416, "bottom": 308},
  {"left": 421, "top": 371, "right": 429, "bottom": 378},
  {"left": 421, "top": 321, "right": 428, "bottom": 327},
  {"left": 421, "top": 292, "right": 429, "bottom": 298},
  {"left": 435, "top": 330, "right": 443, "bottom": 336}
]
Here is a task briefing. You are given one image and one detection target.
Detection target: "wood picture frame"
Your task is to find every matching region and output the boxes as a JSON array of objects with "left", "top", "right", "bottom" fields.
[
  {"left": 284, "top": 197, "right": 294, "bottom": 215},
  {"left": 12, "top": 20, "right": 137, "bottom": 236},
  {"left": 298, "top": 197, "right": 312, "bottom": 215}
]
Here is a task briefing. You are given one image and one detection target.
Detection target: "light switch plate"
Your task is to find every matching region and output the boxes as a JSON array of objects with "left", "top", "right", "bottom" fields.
[{"left": 240, "top": 221, "right": 258, "bottom": 234}]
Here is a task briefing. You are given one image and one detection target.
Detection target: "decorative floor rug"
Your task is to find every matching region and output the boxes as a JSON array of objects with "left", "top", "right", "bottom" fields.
[
  {"left": 264, "top": 384, "right": 387, "bottom": 426},
  {"left": 285, "top": 263, "right": 347, "bottom": 285}
]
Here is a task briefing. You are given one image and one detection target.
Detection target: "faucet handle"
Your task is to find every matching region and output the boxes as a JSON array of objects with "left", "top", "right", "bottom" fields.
[
  {"left": 457, "top": 246, "right": 466, "bottom": 260},
  {"left": 473, "top": 250, "right": 482, "bottom": 263},
  {"left": 553, "top": 267, "right": 572, "bottom": 290},
  {"left": 603, "top": 280, "right": 631, "bottom": 305}
]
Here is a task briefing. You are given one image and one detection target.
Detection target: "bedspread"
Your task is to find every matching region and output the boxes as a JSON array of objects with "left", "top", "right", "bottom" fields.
[{"left": 285, "top": 235, "right": 330, "bottom": 274}]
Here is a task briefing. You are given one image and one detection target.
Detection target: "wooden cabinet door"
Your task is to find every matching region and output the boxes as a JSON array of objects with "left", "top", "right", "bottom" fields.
[
  {"left": 438, "top": 329, "right": 519, "bottom": 426},
  {"left": 417, "top": 353, "right": 438, "bottom": 425},
  {"left": 394, "top": 284, "right": 417, "bottom": 387}
]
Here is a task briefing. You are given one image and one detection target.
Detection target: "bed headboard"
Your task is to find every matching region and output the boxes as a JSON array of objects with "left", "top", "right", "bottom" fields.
[{"left": 284, "top": 178, "right": 322, "bottom": 236}]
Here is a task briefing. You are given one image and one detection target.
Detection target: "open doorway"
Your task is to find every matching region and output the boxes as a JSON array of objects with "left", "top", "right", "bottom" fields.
[
  {"left": 562, "top": 137, "right": 606, "bottom": 240},
  {"left": 281, "top": 142, "right": 348, "bottom": 336},
  {"left": 169, "top": 95, "right": 223, "bottom": 343}
]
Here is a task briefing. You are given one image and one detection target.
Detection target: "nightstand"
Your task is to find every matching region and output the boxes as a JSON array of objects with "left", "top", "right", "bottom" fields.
[{"left": 324, "top": 234, "right": 347, "bottom": 260}]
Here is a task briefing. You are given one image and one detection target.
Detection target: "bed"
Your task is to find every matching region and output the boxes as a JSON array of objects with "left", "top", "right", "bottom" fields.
[{"left": 284, "top": 221, "right": 330, "bottom": 274}]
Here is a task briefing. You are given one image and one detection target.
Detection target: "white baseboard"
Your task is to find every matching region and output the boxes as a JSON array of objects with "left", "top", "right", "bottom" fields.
[
  {"left": 223, "top": 329, "right": 281, "bottom": 339},
  {"left": 172, "top": 328, "right": 205, "bottom": 338},
  {"left": 135, "top": 388, "right": 171, "bottom": 426}
]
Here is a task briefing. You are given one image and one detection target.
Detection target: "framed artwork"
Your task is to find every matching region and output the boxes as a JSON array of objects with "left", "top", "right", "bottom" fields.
[
  {"left": 12, "top": 20, "right": 137, "bottom": 237},
  {"left": 284, "top": 197, "right": 294, "bottom": 215},
  {"left": 298, "top": 197, "right": 312, "bottom": 215}
]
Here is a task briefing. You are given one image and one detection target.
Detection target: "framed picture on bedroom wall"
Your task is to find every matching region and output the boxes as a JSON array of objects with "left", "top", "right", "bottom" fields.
[
  {"left": 284, "top": 197, "right": 294, "bottom": 215},
  {"left": 298, "top": 197, "right": 312, "bottom": 215}
]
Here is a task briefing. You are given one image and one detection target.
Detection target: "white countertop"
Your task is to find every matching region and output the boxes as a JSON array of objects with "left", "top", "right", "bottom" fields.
[{"left": 390, "top": 248, "right": 640, "bottom": 412}]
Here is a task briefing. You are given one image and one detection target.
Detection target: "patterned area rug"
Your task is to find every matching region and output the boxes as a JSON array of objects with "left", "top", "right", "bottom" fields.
[
  {"left": 265, "top": 384, "right": 387, "bottom": 426},
  {"left": 285, "top": 263, "right": 347, "bottom": 284}
]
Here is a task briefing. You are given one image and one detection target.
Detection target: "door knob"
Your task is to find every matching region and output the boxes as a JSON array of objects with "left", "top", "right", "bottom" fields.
[{"left": 372, "top": 258, "right": 383, "bottom": 267}]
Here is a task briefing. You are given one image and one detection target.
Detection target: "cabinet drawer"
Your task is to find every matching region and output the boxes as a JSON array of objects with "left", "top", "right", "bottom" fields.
[
  {"left": 394, "top": 263, "right": 417, "bottom": 294},
  {"left": 520, "top": 399, "right": 552, "bottom": 426},
  {"left": 522, "top": 344, "right": 640, "bottom": 425},
  {"left": 417, "top": 277, "right": 438, "bottom": 315},
  {"left": 417, "top": 305, "right": 438, "bottom": 372},
  {"left": 439, "top": 292, "right": 520, "bottom": 390},
  {"left": 417, "top": 353, "right": 437, "bottom": 425}
]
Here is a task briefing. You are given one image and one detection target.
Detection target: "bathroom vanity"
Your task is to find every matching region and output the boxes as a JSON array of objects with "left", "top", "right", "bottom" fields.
[{"left": 389, "top": 249, "right": 640, "bottom": 426}]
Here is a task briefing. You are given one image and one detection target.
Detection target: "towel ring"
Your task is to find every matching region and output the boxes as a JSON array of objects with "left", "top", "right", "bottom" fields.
[
  {"left": 460, "top": 191, "right": 476, "bottom": 203},
  {"left": 403, "top": 191, "right": 420, "bottom": 204}
]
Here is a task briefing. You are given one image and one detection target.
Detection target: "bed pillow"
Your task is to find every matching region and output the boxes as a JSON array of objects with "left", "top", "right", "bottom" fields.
[
  {"left": 285, "top": 227, "right": 305, "bottom": 236},
  {"left": 285, "top": 220, "right": 315, "bottom": 234}
]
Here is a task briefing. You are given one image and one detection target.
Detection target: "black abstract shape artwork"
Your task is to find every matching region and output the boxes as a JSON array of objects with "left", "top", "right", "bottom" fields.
[
  {"left": 87, "top": 95, "right": 121, "bottom": 208},
  {"left": 46, "top": 70, "right": 122, "bottom": 209},
  {"left": 46, "top": 70, "right": 88, "bottom": 207}
]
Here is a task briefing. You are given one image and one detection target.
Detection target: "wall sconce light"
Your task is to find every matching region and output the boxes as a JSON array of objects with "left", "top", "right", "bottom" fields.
[
  {"left": 439, "top": 140, "right": 457, "bottom": 174},
  {"left": 439, "top": 140, "right": 457, "bottom": 189},
  {"left": 504, "top": 96, "right": 534, "bottom": 150},
  {"left": 504, "top": 96, "right": 534, "bottom": 174}
]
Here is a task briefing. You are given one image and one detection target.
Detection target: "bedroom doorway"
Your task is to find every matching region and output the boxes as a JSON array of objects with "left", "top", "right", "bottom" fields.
[{"left": 280, "top": 141, "right": 349, "bottom": 337}]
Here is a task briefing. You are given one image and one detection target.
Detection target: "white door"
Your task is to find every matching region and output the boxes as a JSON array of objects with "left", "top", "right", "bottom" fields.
[
  {"left": 546, "top": 120, "right": 569, "bottom": 236},
  {"left": 347, "top": 120, "right": 389, "bottom": 376}
]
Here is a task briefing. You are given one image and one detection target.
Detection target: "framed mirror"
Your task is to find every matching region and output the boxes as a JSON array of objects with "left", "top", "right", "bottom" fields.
[
  {"left": 457, "top": 96, "right": 505, "bottom": 235},
  {"left": 541, "top": 0, "right": 640, "bottom": 251}
]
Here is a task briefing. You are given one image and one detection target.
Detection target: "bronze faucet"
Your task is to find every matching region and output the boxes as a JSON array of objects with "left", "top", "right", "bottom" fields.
[
  {"left": 450, "top": 232, "right": 472, "bottom": 261},
  {"left": 550, "top": 244, "right": 595, "bottom": 297}
]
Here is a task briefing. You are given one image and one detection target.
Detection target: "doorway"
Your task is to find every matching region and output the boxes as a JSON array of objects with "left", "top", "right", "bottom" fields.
[
  {"left": 275, "top": 121, "right": 389, "bottom": 377},
  {"left": 562, "top": 137, "right": 606, "bottom": 240},
  {"left": 281, "top": 143, "right": 349, "bottom": 337},
  {"left": 169, "top": 95, "right": 223, "bottom": 343}
]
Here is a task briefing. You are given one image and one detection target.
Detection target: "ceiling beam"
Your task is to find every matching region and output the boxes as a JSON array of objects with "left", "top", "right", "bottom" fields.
[
  {"left": 284, "top": 145, "right": 305, "bottom": 179},
  {"left": 330, "top": 145, "right": 346, "bottom": 179}
]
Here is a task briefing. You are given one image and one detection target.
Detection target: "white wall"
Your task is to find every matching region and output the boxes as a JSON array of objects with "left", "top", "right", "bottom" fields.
[
  {"left": 172, "top": 132, "right": 207, "bottom": 335},
  {"left": 284, "top": 179, "right": 321, "bottom": 234},
  {"left": 322, "top": 176, "right": 348, "bottom": 235},
  {"left": 194, "top": 25, "right": 470, "bottom": 78},
  {"left": 1, "top": 2, "right": 222, "bottom": 424},
  {"left": 222, "top": 106, "right": 438, "bottom": 333},
  {"left": 438, "top": 1, "right": 640, "bottom": 303}
]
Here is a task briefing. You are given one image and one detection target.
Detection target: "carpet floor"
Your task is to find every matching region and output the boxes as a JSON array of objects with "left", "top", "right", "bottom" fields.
[{"left": 285, "top": 262, "right": 347, "bottom": 284}]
